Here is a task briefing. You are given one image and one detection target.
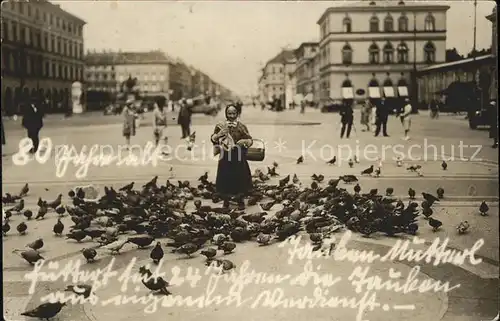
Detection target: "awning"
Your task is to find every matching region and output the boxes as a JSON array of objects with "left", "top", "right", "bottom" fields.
[
  {"left": 398, "top": 86, "right": 408, "bottom": 97},
  {"left": 368, "top": 87, "right": 381, "bottom": 98},
  {"left": 383, "top": 87, "right": 395, "bottom": 97},
  {"left": 342, "top": 87, "right": 354, "bottom": 99}
]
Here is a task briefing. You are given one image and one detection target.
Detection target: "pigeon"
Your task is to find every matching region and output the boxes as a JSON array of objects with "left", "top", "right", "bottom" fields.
[
  {"left": 13, "top": 249, "right": 44, "bottom": 264},
  {"left": 119, "top": 182, "right": 134, "bottom": 192},
  {"left": 396, "top": 157, "right": 403, "bottom": 167},
  {"left": 354, "top": 155, "right": 359, "bottom": 163},
  {"left": 8, "top": 199, "right": 25, "bottom": 212},
  {"left": 19, "top": 183, "right": 29, "bottom": 197},
  {"left": 138, "top": 266, "right": 171, "bottom": 295},
  {"left": 35, "top": 205, "right": 48, "bottom": 220},
  {"left": 326, "top": 156, "right": 336, "bottom": 165},
  {"left": 47, "top": 194, "right": 62, "bottom": 209},
  {"left": 273, "top": 161, "right": 279, "bottom": 168},
  {"left": 479, "top": 201, "right": 489, "bottom": 216},
  {"left": 340, "top": 175, "right": 358, "bottom": 183},
  {"left": 3, "top": 221, "right": 10, "bottom": 236},
  {"left": 422, "top": 207, "right": 433, "bottom": 219},
  {"left": 422, "top": 193, "right": 439, "bottom": 206},
  {"left": 436, "top": 187, "right": 444, "bottom": 199},
  {"left": 259, "top": 201, "right": 276, "bottom": 211},
  {"left": 441, "top": 160, "right": 447, "bottom": 170},
  {"left": 354, "top": 184, "right": 361, "bottom": 194},
  {"left": 127, "top": 235, "right": 155, "bottom": 248},
  {"left": 361, "top": 165, "right": 374, "bottom": 175},
  {"left": 256, "top": 233, "right": 271, "bottom": 246},
  {"left": 373, "top": 167, "right": 381, "bottom": 177},
  {"left": 385, "top": 187, "right": 394, "bottom": 196},
  {"left": 348, "top": 159, "right": 354, "bottom": 168},
  {"left": 21, "top": 302, "right": 66, "bottom": 320},
  {"left": 296, "top": 155, "right": 304, "bottom": 164},
  {"left": 26, "top": 238, "right": 44, "bottom": 251},
  {"left": 428, "top": 217, "right": 442, "bottom": 232},
  {"left": 65, "top": 284, "right": 93, "bottom": 299},
  {"left": 104, "top": 239, "right": 128, "bottom": 254},
  {"left": 17, "top": 222, "right": 27, "bottom": 235},
  {"left": 150, "top": 242, "right": 164, "bottom": 264},
  {"left": 81, "top": 248, "right": 97, "bottom": 263},
  {"left": 173, "top": 243, "right": 198, "bottom": 257},
  {"left": 23, "top": 210, "right": 33, "bottom": 220},
  {"left": 292, "top": 174, "right": 300, "bottom": 184},
  {"left": 66, "top": 230, "right": 87, "bottom": 242},
  {"left": 457, "top": 221, "right": 470, "bottom": 234},
  {"left": 201, "top": 248, "right": 217, "bottom": 260},
  {"left": 219, "top": 241, "right": 236, "bottom": 254},
  {"left": 408, "top": 188, "right": 416, "bottom": 199},
  {"left": 207, "top": 259, "right": 236, "bottom": 272}
]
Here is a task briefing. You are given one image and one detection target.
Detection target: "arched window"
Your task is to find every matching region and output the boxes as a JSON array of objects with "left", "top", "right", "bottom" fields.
[
  {"left": 424, "top": 41, "right": 436, "bottom": 63},
  {"left": 424, "top": 13, "right": 435, "bottom": 31},
  {"left": 342, "top": 43, "right": 352, "bottom": 64},
  {"left": 383, "top": 42, "right": 394, "bottom": 64},
  {"left": 398, "top": 14, "right": 408, "bottom": 32},
  {"left": 370, "top": 16, "right": 379, "bottom": 32},
  {"left": 369, "top": 43, "right": 380, "bottom": 64},
  {"left": 397, "top": 78, "right": 408, "bottom": 86},
  {"left": 343, "top": 17, "right": 352, "bottom": 33},
  {"left": 342, "top": 79, "right": 352, "bottom": 87},
  {"left": 384, "top": 15, "right": 394, "bottom": 32},
  {"left": 383, "top": 78, "right": 393, "bottom": 86},
  {"left": 397, "top": 42, "right": 409, "bottom": 63},
  {"left": 368, "top": 78, "right": 379, "bottom": 87}
]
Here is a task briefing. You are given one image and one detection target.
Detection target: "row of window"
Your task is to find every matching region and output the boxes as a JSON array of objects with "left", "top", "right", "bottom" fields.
[
  {"left": 340, "top": 41, "right": 436, "bottom": 65},
  {"left": 8, "top": 1, "right": 83, "bottom": 37},
  {"left": 2, "top": 48, "right": 83, "bottom": 80},
  {"left": 321, "top": 12, "right": 436, "bottom": 37},
  {"left": 2, "top": 20, "right": 84, "bottom": 59}
]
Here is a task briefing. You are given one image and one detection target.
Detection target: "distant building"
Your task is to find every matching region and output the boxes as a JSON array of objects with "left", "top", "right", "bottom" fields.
[
  {"left": 1, "top": 0, "right": 86, "bottom": 115},
  {"left": 84, "top": 51, "right": 118, "bottom": 93},
  {"left": 259, "top": 49, "right": 296, "bottom": 104},
  {"left": 294, "top": 42, "right": 319, "bottom": 103},
  {"left": 317, "top": 0, "right": 449, "bottom": 102}
]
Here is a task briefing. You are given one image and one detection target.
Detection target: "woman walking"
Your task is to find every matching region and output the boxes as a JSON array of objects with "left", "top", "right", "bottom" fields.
[
  {"left": 152, "top": 100, "right": 168, "bottom": 147},
  {"left": 211, "top": 105, "right": 253, "bottom": 209},
  {"left": 400, "top": 98, "right": 413, "bottom": 141},
  {"left": 360, "top": 99, "right": 372, "bottom": 132},
  {"left": 122, "top": 99, "right": 137, "bottom": 148}
]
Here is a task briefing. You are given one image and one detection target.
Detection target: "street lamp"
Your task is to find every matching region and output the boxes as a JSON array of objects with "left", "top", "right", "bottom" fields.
[{"left": 412, "top": 11, "right": 417, "bottom": 105}]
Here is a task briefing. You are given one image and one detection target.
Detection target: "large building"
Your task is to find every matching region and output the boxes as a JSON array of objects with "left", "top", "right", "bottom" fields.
[
  {"left": 258, "top": 49, "right": 296, "bottom": 105},
  {"left": 317, "top": 0, "right": 449, "bottom": 102},
  {"left": 294, "top": 42, "right": 319, "bottom": 102},
  {"left": 486, "top": 6, "right": 497, "bottom": 100},
  {"left": 1, "top": 0, "right": 86, "bottom": 115},
  {"left": 84, "top": 50, "right": 118, "bottom": 93}
]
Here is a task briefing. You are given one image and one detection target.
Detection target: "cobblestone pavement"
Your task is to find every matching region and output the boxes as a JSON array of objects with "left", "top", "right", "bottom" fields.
[{"left": 2, "top": 107, "right": 498, "bottom": 321}]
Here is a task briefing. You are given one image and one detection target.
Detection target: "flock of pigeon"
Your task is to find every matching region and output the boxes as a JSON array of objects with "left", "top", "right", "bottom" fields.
[{"left": 2, "top": 158, "right": 493, "bottom": 320}]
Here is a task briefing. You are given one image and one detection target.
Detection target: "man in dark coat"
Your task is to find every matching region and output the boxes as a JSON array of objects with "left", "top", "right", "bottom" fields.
[
  {"left": 374, "top": 98, "right": 389, "bottom": 137},
  {"left": 340, "top": 99, "right": 354, "bottom": 139},
  {"left": 177, "top": 99, "right": 192, "bottom": 139},
  {"left": 22, "top": 101, "right": 44, "bottom": 153}
]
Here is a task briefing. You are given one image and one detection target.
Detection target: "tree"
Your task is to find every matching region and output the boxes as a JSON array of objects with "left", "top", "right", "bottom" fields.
[{"left": 445, "top": 48, "right": 463, "bottom": 62}]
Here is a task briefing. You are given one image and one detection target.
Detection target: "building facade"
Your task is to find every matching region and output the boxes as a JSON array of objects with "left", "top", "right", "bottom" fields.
[
  {"left": 317, "top": 0, "right": 449, "bottom": 102},
  {"left": 294, "top": 42, "right": 319, "bottom": 101},
  {"left": 259, "top": 49, "right": 296, "bottom": 104},
  {"left": 84, "top": 51, "right": 118, "bottom": 93},
  {"left": 1, "top": 0, "right": 86, "bottom": 115},
  {"left": 486, "top": 6, "right": 497, "bottom": 100}
]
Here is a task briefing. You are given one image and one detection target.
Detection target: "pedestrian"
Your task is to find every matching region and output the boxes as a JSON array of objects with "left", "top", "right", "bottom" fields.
[
  {"left": 488, "top": 100, "right": 498, "bottom": 148},
  {"left": 400, "top": 98, "right": 413, "bottom": 141},
  {"left": 178, "top": 99, "right": 192, "bottom": 139},
  {"left": 429, "top": 94, "right": 440, "bottom": 119},
  {"left": 300, "top": 100, "right": 305, "bottom": 114},
  {"left": 22, "top": 100, "right": 44, "bottom": 154},
  {"left": 1, "top": 113, "right": 5, "bottom": 147},
  {"left": 374, "top": 98, "right": 389, "bottom": 137},
  {"left": 122, "top": 99, "right": 137, "bottom": 148},
  {"left": 211, "top": 105, "right": 253, "bottom": 210},
  {"left": 168, "top": 99, "right": 174, "bottom": 112},
  {"left": 360, "top": 99, "right": 372, "bottom": 132},
  {"left": 152, "top": 100, "right": 168, "bottom": 147},
  {"left": 340, "top": 99, "right": 354, "bottom": 139}
]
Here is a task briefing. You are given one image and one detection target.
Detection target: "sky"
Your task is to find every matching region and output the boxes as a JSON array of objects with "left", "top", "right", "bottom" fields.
[{"left": 55, "top": 0, "right": 496, "bottom": 96}]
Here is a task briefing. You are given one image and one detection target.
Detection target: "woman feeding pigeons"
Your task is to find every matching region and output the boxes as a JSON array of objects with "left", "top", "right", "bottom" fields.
[{"left": 211, "top": 105, "right": 253, "bottom": 209}]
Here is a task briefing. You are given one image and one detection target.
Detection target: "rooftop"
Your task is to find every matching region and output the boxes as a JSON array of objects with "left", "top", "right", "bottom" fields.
[
  {"left": 317, "top": 0, "right": 450, "bottom": 24},
  {"left": 417, "top": 54, "right": 494, "bottom": 73},
  {"left": 40, "top": 0, "right": 86, "bottom": 25},
  {"left": 267, "top": 49, "right": 296, "bottom": 65},
  {"left": 85, "top": 50, "right": 175, "bottom": 65}
]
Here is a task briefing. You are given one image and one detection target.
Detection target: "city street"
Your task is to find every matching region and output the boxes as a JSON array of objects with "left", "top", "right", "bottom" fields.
[{"left": 2, "top": 107, "right": 499, "bottom": 321}]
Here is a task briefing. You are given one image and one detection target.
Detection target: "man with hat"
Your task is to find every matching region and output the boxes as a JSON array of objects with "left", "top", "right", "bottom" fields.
[{"left": 22, "top": 100, "right": 44, "bottom": 154}]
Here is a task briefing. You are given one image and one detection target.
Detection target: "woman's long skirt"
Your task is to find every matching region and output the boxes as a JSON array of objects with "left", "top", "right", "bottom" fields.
[{"left": 215, "top": 147, "right": 252, "bottom": 196}]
